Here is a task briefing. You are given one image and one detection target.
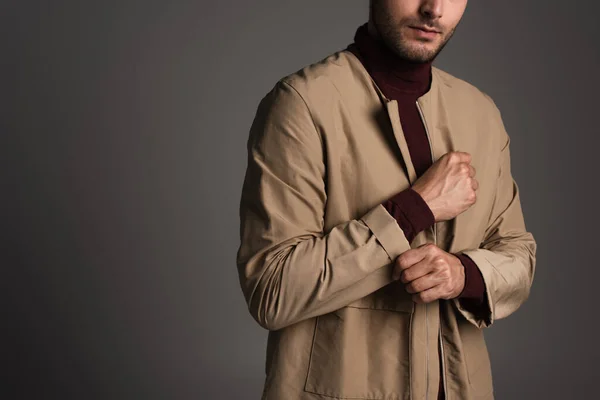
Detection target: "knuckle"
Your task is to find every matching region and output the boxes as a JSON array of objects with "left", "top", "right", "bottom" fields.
[
  {"left": 433, "top": 259, "right": 446, "bottom": 272},
  {"left": 424, "top": 243, "right": 436, "bottom": 252},
  {"left": 398, "top": 250, "right": 414, "bottom": 266},
  {"left": 401, "top": 271, "right": 410, "bottom": 283},
  {"left": 433, "top": 256, "right": 446, "bottom": 266},
  {"left": 469, "top": 192, "right": 477, "bottom": 203},
  {"left": 396, "top": 257, "right": 407, "bottom": 269}
]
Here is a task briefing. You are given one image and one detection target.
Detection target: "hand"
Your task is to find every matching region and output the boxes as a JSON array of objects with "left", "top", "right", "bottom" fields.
[
  {"left": 392, "top": 243, "right": 465, "bottom": 304},
  {"left": 411, "top": 151, "right": 478, "bottom": 222}
]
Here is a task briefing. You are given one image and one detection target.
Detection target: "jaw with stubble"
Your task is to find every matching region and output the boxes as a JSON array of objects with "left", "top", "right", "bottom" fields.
[{"left": 369, "top": 0, "right": 463, "bottom": 63}]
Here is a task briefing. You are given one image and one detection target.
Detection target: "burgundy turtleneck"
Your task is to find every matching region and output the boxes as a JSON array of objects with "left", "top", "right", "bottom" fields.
[{"left": 347, "top": 23, "right": 488, "bottom": 400}]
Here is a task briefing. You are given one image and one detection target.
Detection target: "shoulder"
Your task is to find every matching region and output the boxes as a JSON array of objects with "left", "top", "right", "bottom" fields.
[
  {"left": 270, "top": 49, "right": 363, "bottom": 103},
  {"left": 253, "top": 49, "right": 365, "bottom": 132},
  {"left": 250, "top": 51, "right": 356, "bottom": 146}
]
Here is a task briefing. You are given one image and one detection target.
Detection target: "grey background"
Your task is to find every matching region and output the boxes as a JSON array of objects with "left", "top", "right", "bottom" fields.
[{"left": 2, "top": 1, "right": 598, "bottom": 399}]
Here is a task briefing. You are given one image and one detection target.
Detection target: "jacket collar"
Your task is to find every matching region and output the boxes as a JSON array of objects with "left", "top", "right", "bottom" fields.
[{"left": 344, "top": 43, "right": 452, "bottom": 105}]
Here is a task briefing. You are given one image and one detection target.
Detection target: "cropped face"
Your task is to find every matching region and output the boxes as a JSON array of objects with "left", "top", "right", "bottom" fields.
[{"left": 369, "top": 0, "right": 468, "bottom": 63}]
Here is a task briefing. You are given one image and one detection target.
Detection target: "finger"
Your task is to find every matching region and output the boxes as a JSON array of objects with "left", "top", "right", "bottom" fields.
[
  {"left": 412, "top": 284, "right": 444, "bottom": 304},
  {"left": 468, "top": 164, "right": 476, "bottom": 177},
  {"left": 454, "top": 151, "right": 472, "bottom": 164},
  {"left": 395, "top": 243, "right": 435, "bottom": 273},
  {"left": 405, "top": 272, "right": 444, "bottom": 294},
  {"left": 399, "top": 258, "right": 436, "bottom": 284},
  {"left": 472, "top": 177, "right": 479, "bottom": 191}
]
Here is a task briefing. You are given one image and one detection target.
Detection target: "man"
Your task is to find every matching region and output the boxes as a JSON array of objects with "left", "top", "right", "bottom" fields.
[{"left": 236, "top": 1, "right": 537, "bottom": 399}]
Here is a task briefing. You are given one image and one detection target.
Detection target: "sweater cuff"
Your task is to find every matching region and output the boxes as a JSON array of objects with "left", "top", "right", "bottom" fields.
[
  {"left": 456, "top": 253, "right": 485, "bottom": 303},
  {"left": 381, "top": 188, "right": 435, "bottom": 243}
]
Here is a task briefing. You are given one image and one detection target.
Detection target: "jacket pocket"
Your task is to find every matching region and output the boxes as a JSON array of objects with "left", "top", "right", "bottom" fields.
[
  {"left": 304, "top": 299, "right": 413, "bottom": 399},
  {"left": 345, "top": 280, "right": 415, "bottom": 313}
]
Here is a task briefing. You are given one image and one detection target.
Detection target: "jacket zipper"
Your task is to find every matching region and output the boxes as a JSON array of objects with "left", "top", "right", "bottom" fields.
[{"left": 415, "top": 99, "right": 447, "bottom": 399}]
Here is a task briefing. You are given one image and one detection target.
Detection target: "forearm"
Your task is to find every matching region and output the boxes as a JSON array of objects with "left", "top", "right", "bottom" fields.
[
  {"left": 451, "top": 96, "right": 537, "bottom": 328},
  {"left": 238, "top": 204, "right": 412, "bottom": 331}
]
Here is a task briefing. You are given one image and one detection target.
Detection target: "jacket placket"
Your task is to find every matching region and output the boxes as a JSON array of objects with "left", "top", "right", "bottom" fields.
[{"left": 382, "top": 95, "right": 444, "bottom": 400}]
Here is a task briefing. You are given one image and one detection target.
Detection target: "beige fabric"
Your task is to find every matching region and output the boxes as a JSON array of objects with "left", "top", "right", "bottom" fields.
[{"left": 236, "top": 49, "right": 537, "bottom": 400}]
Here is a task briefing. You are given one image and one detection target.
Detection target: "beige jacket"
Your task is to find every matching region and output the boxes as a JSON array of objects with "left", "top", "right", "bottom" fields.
[{"left": 236, "top": 49, "right": 537, "bottom": 400}]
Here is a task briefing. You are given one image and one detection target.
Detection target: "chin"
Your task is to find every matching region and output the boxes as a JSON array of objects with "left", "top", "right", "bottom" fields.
[{"left": 401, "top": 47, "right": 438, "bottom": 62}]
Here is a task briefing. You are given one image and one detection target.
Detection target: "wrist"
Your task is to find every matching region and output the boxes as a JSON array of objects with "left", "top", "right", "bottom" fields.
[
  {"left": 411, "top": 186, "right": 436, "bottom": 221},
  {"left": 455, "top": 253, "right": 485, "bottom": 302}
]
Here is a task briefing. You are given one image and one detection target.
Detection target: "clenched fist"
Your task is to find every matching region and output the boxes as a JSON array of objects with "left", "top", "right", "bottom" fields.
[
  {"left": 392, "top": 243, "right": 465, "bottom": 304},
  {"left": 412, "top": 151, "right": 478, "bottom": 222}
]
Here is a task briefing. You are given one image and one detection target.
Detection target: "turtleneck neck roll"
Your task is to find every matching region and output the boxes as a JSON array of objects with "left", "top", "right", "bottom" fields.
[{"left": 349, "top": 22, "right": 433, "bottom": 98}]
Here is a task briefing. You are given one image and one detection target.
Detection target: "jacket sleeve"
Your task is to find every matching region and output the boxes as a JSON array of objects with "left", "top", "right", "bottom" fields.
[
  {"left": 452, "top": 97, "right": 537, "bottom": 329},
  {"left": 236, "top": 80, "right": 413, "bottom": 331}
]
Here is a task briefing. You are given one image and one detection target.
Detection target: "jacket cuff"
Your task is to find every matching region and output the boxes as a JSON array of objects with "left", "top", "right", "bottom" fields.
[
  {"left": 381, "top": 188, "right": 435, "bottom": 243},
  {"left": 360, "top": 204, "right": 412, "bottom": 262}
]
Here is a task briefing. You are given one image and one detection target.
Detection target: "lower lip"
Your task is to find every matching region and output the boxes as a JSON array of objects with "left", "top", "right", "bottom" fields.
[{"left": 410, "top": 27, "right": 439, "bottom": 39}]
